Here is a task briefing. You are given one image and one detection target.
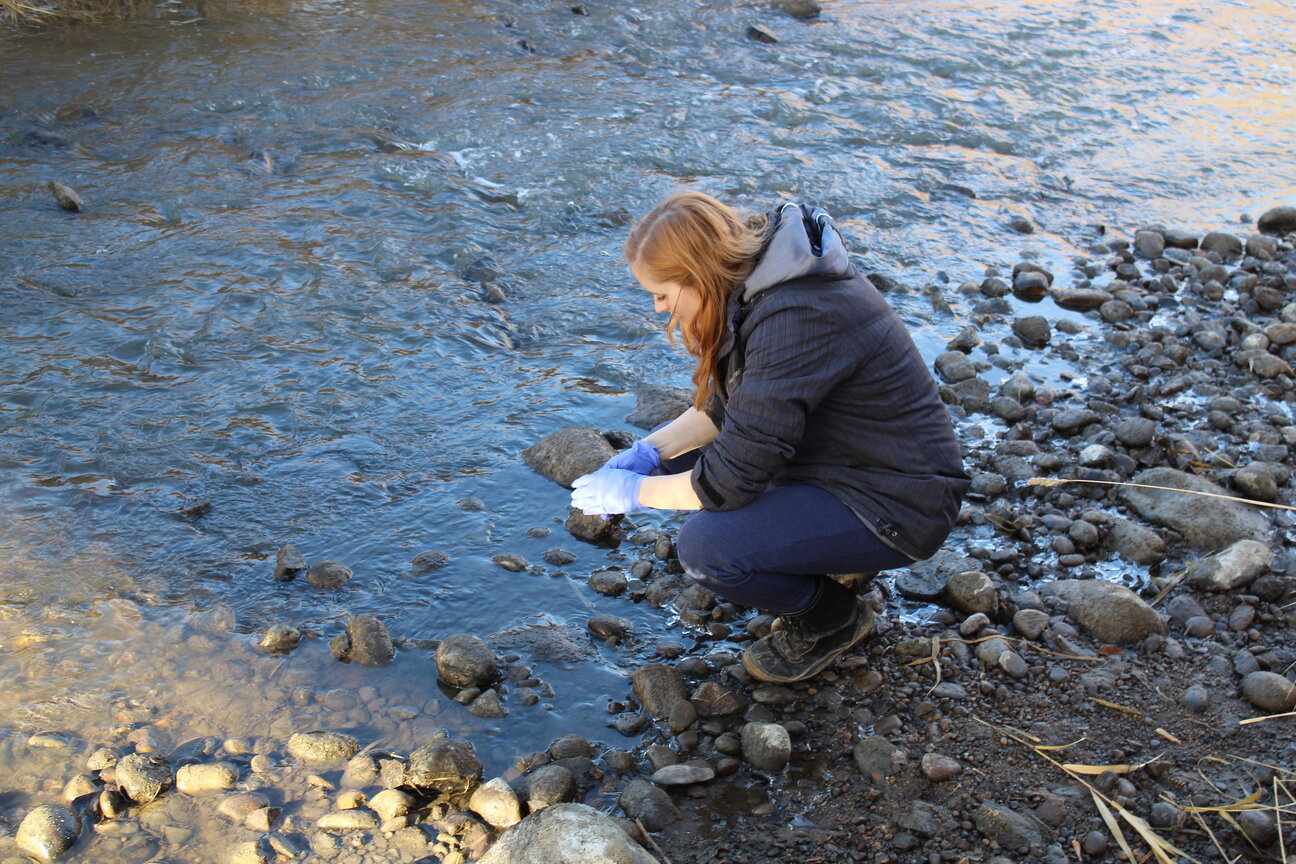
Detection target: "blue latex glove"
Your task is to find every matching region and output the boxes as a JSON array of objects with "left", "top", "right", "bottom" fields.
[
  {"left": 571, "top": 468, "right": 647, "bottom": 516},
  {"left": 603, "top": 439, "right": 661, "bottom": 475}
]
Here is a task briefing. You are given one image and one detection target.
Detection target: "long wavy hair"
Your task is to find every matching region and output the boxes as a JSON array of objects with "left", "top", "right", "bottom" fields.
[{"left": 624, "top": 191, "right": 767, "bottom": 410}]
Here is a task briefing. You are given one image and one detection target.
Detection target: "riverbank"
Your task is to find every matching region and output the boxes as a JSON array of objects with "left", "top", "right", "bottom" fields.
[{"left": 4, "top": 209, "right": 1295, "bottom": 864}]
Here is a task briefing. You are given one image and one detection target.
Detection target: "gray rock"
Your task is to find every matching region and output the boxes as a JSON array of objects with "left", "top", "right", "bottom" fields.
[
  {"left": 588, "top": 614, "right": 632, "bottom": 639},
  {"left": 406, "top": 738, "right": 483, "bottom": 793},
  {"left": 852, "top": 736, "right": 906, "bottom": 777},
  {"left": 565, "top": 507, "right": 619, "bottom": 542},
  {"left": 1134, "top": 229, "right": 1165, "bottom": 258},
  {"left": 1200, "top": 231, "right": 1242, "bottom": 258},
  {"left": 772, "top": 0, "right": 821, "bottom": 17},
  {"left": 999, "top": 650, "right": 1029, "bottom": 678},
  {"left": 975, "top": 801, "right": 1042, "bottom": 850},
  {"left": 1012, "top": 316, "right": 1051, "bottom": 346},
  {"left": 48, "top": 180, "right": 82, "bottom": 212},
  {"left": 935, "top": 351, "right": 976, "bottom": 383},
  {"left": 651, "top": 762, "right": 716, "bottom": 785},
  {"left": 1178, "top": 685, "right": 1207, "bottom": 717},
  {"left": 1236, "top": 810, "right": 1280, "bottom": 847},
  {"left": 1185, "top": 539, "right": 1273, "bottom": 592},
  {"left": 333, "top": 614, "right": 395, "bottom": 667},
  {"left": 1234, "top": 462, "right": 1278, "bottom": 502},
  {"left": 176, "top": 762, "right": 238, "bottom": 795},
  {"left": 480, "top": 803, "right": 657, "bottom": 864},
  {"left": 746, "top": 23, "right": 779, "bottom": 43},
  {"left": 630, "top": 664, "right": 686, "bottom": 719},
  {"left": 1119, "top": 468, "right": 1270, "bottom": 551},
  {"left": 436, "top": 633, "right": 498, "bottom": 688},
  {"left": 468, "top": 689, "right": 507, "bottom": 718},
  {"left": 1000, "top": 373, "right": 1036, "bottom": 403},
  {"left": 1052, "top": 287, "right": 1113, "bottom": 310},
  {"left": 691, "top": 681, "right": 746, "bottom": 716},
  {"left": 1114, "top": 417, "right": 1157, "bottom": 448},
  {"left": 589, "top": 568, "right": 628, "bottom": 596},
  {"left": 1105, "top": 517, "right": 1166, "bottom": 565},
  {"left": 410, "top": 549, "right": 451, "bottom": 574},
  {"left": 1012, "top": 270, "right": 1049, "bottom": 297},
  {"left": 115, "top": 753, "right": 173, "bottom": 803},
  {"left": 16, "top": 805, "right": 79, "bottom": 861},
  {"left": 920, "top": 753, "right": 962, "bottom": 781},
  {"left": 523, "top": 427, "right": 616, "bottom": 487},
  {"left": 898, "top": 551, "right": 981, "bottom": 600},
  {"left": 1258, "top": 205, "right": 1296, "bottom": 235},
  {"left": 1183, "top": 615, "right": 1215, "bottom": 638},
  {"left": 945, "top": 570, "right": 997, "bottom": 615},
  {"left": 259, "top": 624, "right": 301, "bottom": 653},
  {"left": 287, "top": 731, "right": 359, "bottom": 767},
  {"left": 521, "top": 764, "right": 576, "bottom": 809},
  {"left": 229, "top": 839, "right": 270, "bottom": 864},
  {"left": 493, "top": 553, "right": 528, "bottom": 572},
  {"left": 469, "top": 778, "right": 522, "bottom": 829},
  {"left": 305, "top": 561, "right": 352, "bottom": 589},
  {"left": 740, "top": 722, "right": 791, "bottom": 772},
  {"left": 1239, "top": 671, "right": 1296, "bottom": 713},
  {"left": 274, "top": 544, "right": 306, "bottom": 581},
  {"left": 1039, "top": 580, "right": 1166, "bottom": 644},
  {"left": 626, "top": 385, "right": 692, "bottom": 430},
  {"left": 618, "top": 779, "right": 680, "bottom": 832},
  {"left": 1013, "top": 609, "right": 1049, "bottom": 640}
]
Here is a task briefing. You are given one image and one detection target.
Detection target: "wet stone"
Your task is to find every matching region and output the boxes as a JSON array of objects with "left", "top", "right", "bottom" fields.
[
  {"left": 1013, "top": 608, "right": 1049, "bottom": 640},
  {"left": 1012, "top": 315, "right": 1051, "bottom": 346},
  {"left": 436, "top": 633, "right": 499, "bottom": 688},
  {"left": 176, "top": 762, "right": 238, "bottom": 795},
  {"left": 522, "top": 764, "right": 576, "bottom": 809},
  {"left": 410, "top": 549, "right": 451, "bottom": 574},
  {"left": 16, "top": 804, "right": 80, "bottom": 862},
  {"left": 86, "top": 748, "right": 119, "bottom": 771},
  {"left": 651, "top": 762, "right": 716, "bottom": 785},
  {"left": 588, "top": 568, "right": 628, "bottom": 596},
  {"left": 740, "top": 722, "right": 791, "bottom": 772},
  {"left": 116, "top": 753, "right": 173, "bottom": 804},
  {"left": 259, "top": 623, "right": 301, "bottom": 653},
  {"left": 524, "top": 427, "right": 615, "bottom": 487},
  {"left": 691, "top": 681, "right": 746, "bottom": 716},
  {"left": 369, "top": 788, "right": 413, "bottom": 822},
  {"left": 49, "top": 180, "right": 83, "bottom": 212},
  {"left": 493, "top": 553, "right": 527, "bottom": 572},
  {"left": 274, "top": 544, "right": 306, "bottom": 581},
  {"left": 543, "top": 548, "right": 576, "bottom": 566},
  {"left": 468, "top": 689, "right": 507, "bottom": 718},
  {"left": 286, "top": 731, "right": 359, "bottom": 766},
  {"left": 480, "top": 803, "right": 658, "bottom": 864},
  {"left": 218, "top": 792, "right": 270, "bottom": 823},
  {"left": 945, "top": 569, "right": 997, "bottom": 615},
  {"left": 306, "top": 561, "right": 352, "bottom": 589},
  {"left": 619, "top": 778, "right": 681, "bottom": 831},
  {"left": 631, "top": 664, "right": 686, "bottom": 719}
]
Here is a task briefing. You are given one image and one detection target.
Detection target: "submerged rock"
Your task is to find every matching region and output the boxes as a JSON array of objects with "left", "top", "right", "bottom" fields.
[
  {"left": 305, "top": 561, "right": 353, "bottom": 589},
  {"left": 436, "top": 633, "right": 498, "bottom": 688},
  {"left": 523, "top": 427, "right": 615, "bottom": 487},
  {"left": 618, "top": 778, "right": 681, "bottom": 831},
  {"left": 565, "top": 507, "right": 619, "bottom": 542},
  {"left": 176, "top": 762, "right": 238, "bottom": 795},
  {"left": 259, "top": 623, "right": 301, "bottom": 653},
  {"left": 630, "top": 664, "right": 686, "bottom": 719},
  {"left": 480, "top": 803, "right": 657, "bottom": 864},
  {"left": 16, "top": 805, "right": 80, "bottom": 861},
  {"left": 48, "top": 180, "right": 82, "bottom": 212},
  {"left": 331, "top": 614, "right": 395, "bottom": 667},
  {"left": 286, "top": 731, "right": 359, "bottom": 766}
]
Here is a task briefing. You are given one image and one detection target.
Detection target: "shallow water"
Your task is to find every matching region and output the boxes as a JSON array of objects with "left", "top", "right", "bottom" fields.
[{"left": 1, "top": 0, "right": 1295, "bottom": 855}]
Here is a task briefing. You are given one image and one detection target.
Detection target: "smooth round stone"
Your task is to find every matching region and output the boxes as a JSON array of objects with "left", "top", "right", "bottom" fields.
[
  {"left": 305, "top": 561, "right": 352, "bottom": 589},
  {"left": 287, "top": 731, "right": 360, "bottom": 766},
  {"left": 176, "top": 762, "right": 239, "bottom": 795},
  {"left": 1183, "top": 616, "right": 1215, "bottom": 638},
  {"left": 218, "top": 792, "right": 271, "bottom": 823},
  {"left": 368, "top": 788, "right": 413, "bottom": 822},
  {"left": 1180, "top": 684, "right": 1210, "bottom": 713},
  {"left": 27, "top": 731, "right": 73, "bottom": 750},
  {"left": 436, "top": 633, "right": 499, "bottom": 688},
  {"left": 588, "top": 614, "right": 632, "bottom": 639},
  {"left": 115, "top": 753, "right": 173, "bottom": 804},
  {"left": 244, "top": 807, "right": 281, "bottom": 833},
  {"left": 492, "top": 554, "right": 527, "bottom": 572},
  {"left": 1012, "top": 609, "right": 1049, "bottom": 640},
  {"left": 16, "top": 805, "right": 80, "bottom": 861},
  {"left": 230, "top": 840, "right": 269, "bottom": 864},
  {"left": 650, "top": 763, "right": 716, "bottom": 786},
  {"left": 468, "top": 778, "right": 522, "bottom": 829},
  {"left": 86, "top": 748, "right": 119, "bottom": 771},
  {"left": 751, "top": 686, "right": 796, "bottom": 706},
  {"left": 1240, "top": 671, "right": 1296, "bottom": 713},
  {"left": 740, "top": 722, "right": 791, "bottom": 772},
  {"left": 588, "top": 569, "right": 628, "bottom": 597},
  {"left": 316, "top": 809, "right": 380, "bottom": 832},
  {"left": 920, "top": 753, "right": 963, "bottom": 781},
  {"left": 62, "top": 774, "right": 97, "bottom": 803},
  {"left": 999, "top": 651, "right": 1029, "bottom": 678}
]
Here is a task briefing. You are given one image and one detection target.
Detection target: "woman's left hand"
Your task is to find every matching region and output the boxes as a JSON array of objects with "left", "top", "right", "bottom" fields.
[{"left": 571, "top": 469, "right": 647, "bottom": 516}]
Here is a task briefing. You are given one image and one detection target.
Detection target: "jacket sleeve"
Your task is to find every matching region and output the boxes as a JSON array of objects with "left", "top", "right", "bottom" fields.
[{"left": 690, "top": 300, "right": 859, "bottom": 510}]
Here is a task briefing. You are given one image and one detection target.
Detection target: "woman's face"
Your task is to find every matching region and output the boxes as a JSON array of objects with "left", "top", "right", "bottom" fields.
[{"left": 632, "top": 261, "right": 700, "bottom": 327}]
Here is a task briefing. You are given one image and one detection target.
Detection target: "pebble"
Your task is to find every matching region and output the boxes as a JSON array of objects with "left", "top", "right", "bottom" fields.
[
  {"left": 469, "top": 778, "right": 522, "bottom": 829},
  {"left": 286, "top": 731, "right": 360, "bottom": 766},
  {"left": 998, "top": 650, "right": 1029, "bottom": 678},
  {"left": 618, "top": 778, "right": 681, "bottom": 831},
  {"left": 244, "top": 807, "right": 280, "bottom": 833},
  {"left": 492, "top": 553, "right": 527, "bottom": 572},
  {"left": 1239, "top": 671, "right": 1296, "bottom": 713},
  {"left": 959, "top": 612, "right": 990, "bottom": 637},
  {"left": 920, "top": 753, "right": 962, "bottom": 781},
  {"left": 317, "top": 809, "right": 380, "bottom": 831},
  {"left": 1179, "top": 684, "right": 1210, "bottom": 713},
  {"left": 740, "top": 722, "right": 791, "bottom": 771},
  {"left": 1012, "top": 608, "right": 1049, "bottom": 640},
  {"left": 176, "top": 761, "right": 238, "bottom": 795},
  {"left": 468, "top": 689, "right": 508, "bottom": 718},
  {"left": 16, "top": 805, "right": 80, "bottom": 861},
  {"left": 410, "top": 549, "right": 451, "bottom": 574}
]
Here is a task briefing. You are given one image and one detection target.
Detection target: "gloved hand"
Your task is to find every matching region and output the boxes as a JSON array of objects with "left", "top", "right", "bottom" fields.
[
  {"left": 571, "top": 468, "right": 647, "bottom": 516},
  {"left": 602, "top": 439, "right": 661, "bottom": 475}
]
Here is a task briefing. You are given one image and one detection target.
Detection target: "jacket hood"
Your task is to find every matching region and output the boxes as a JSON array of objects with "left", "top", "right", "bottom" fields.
[{"left": 741, "top": 202, "right": 851, "bottom": 301}]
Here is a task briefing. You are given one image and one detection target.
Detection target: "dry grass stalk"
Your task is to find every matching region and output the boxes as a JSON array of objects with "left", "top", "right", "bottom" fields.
[
  {"left": 1238, "top": 709, "right": 1296, "bottom": 726},
  {"left": 978, "top": 718, "right": 1194, "bottom": 863},
  {"left": 1189, "top": 809, "right": 1240, "bottom": 864},
  {"left": 1155, "top": 728, "right": 1182, "bottom": 744},
  {"left": 635, "top": 818, "right": 673, "bottom": 864},
  {"left": 1025, "top": 477, "right": 1296, "bottom": 512},
  {"left": 1, "top": 0, "right": 142, "bottom": 25},
  {"left": 1092, "top": 697, "right": 1145, "bottom": 717}
]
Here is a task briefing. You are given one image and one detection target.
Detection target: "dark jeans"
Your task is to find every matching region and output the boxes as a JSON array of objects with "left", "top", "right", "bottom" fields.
[{"left": 661, "top": 449, "right": 913, "bottom": 614}]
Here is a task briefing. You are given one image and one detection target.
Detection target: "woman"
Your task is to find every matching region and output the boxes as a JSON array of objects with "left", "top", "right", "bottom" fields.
[{"left": 572, "top": 191, "right": 968, "bottom": 684}]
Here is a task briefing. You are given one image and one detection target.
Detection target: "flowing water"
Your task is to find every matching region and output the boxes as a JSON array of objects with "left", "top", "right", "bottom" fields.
[{"left": 1, "top": 0, "right": 1294, "bottom": 855}]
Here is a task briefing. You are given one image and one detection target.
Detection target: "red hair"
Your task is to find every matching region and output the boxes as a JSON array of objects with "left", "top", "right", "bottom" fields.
[{"left": 624, "top": 191, "right": 766, "bottom": 409}]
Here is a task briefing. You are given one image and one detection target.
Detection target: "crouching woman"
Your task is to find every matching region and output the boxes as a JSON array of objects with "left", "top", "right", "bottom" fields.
[{"left": 572, "top": 191, "right": 968, "bottom": 684}]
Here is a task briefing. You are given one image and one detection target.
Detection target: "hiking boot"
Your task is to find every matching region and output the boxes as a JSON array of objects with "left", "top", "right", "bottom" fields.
[{"left": 742, "top": 597, "right": 874, "bottom": 684}]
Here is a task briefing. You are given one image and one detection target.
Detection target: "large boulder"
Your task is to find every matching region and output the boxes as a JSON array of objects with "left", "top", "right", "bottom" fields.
[
  {"left": 479, "top": 803, "right": 657, "bottom": 864},
  {"left": 523, "top": 428, "right": 615, "bottom": 487},
  {"left": 1118, "top": 468, "right": 1270, "bottom": 551},
  {"left": 1039, "top": 580, "right": 1165, "bottom": 644},
  {"left": 626, "top": 385, "right": 691, "bottom": 430}
]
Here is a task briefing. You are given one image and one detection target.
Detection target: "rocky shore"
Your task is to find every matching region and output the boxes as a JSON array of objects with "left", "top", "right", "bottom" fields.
[{"left": 4, "top": 206, "right": 1296, "bottom": 864}]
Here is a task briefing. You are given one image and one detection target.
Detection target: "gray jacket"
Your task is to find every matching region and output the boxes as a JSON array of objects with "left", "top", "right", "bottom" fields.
[{"left": 691, "top": 203, "right": 969, "bottom": 561}]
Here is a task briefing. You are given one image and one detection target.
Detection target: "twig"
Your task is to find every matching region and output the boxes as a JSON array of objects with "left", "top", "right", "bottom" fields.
[
  {"left": 1238, "top": 710, "right": 1296, "bottom": 725},
  {"left": 1025, "top": 477, "right": 1296, "bottom": 512},
  {"left": 636, "top": 818, "right": 674, "bottom": 864},
  {"left": 1092, "top": 697, "right": 1144, "bottom": 718}
]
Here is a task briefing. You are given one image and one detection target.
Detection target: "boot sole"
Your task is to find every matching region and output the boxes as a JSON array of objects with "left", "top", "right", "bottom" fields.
[{"left": 742, "top": 604, "right": 875, "bottom": 685}]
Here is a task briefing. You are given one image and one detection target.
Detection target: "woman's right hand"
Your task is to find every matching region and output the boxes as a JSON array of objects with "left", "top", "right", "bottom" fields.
[{"left": 602, "top": 439, "right": 661, "bottom": 475}]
